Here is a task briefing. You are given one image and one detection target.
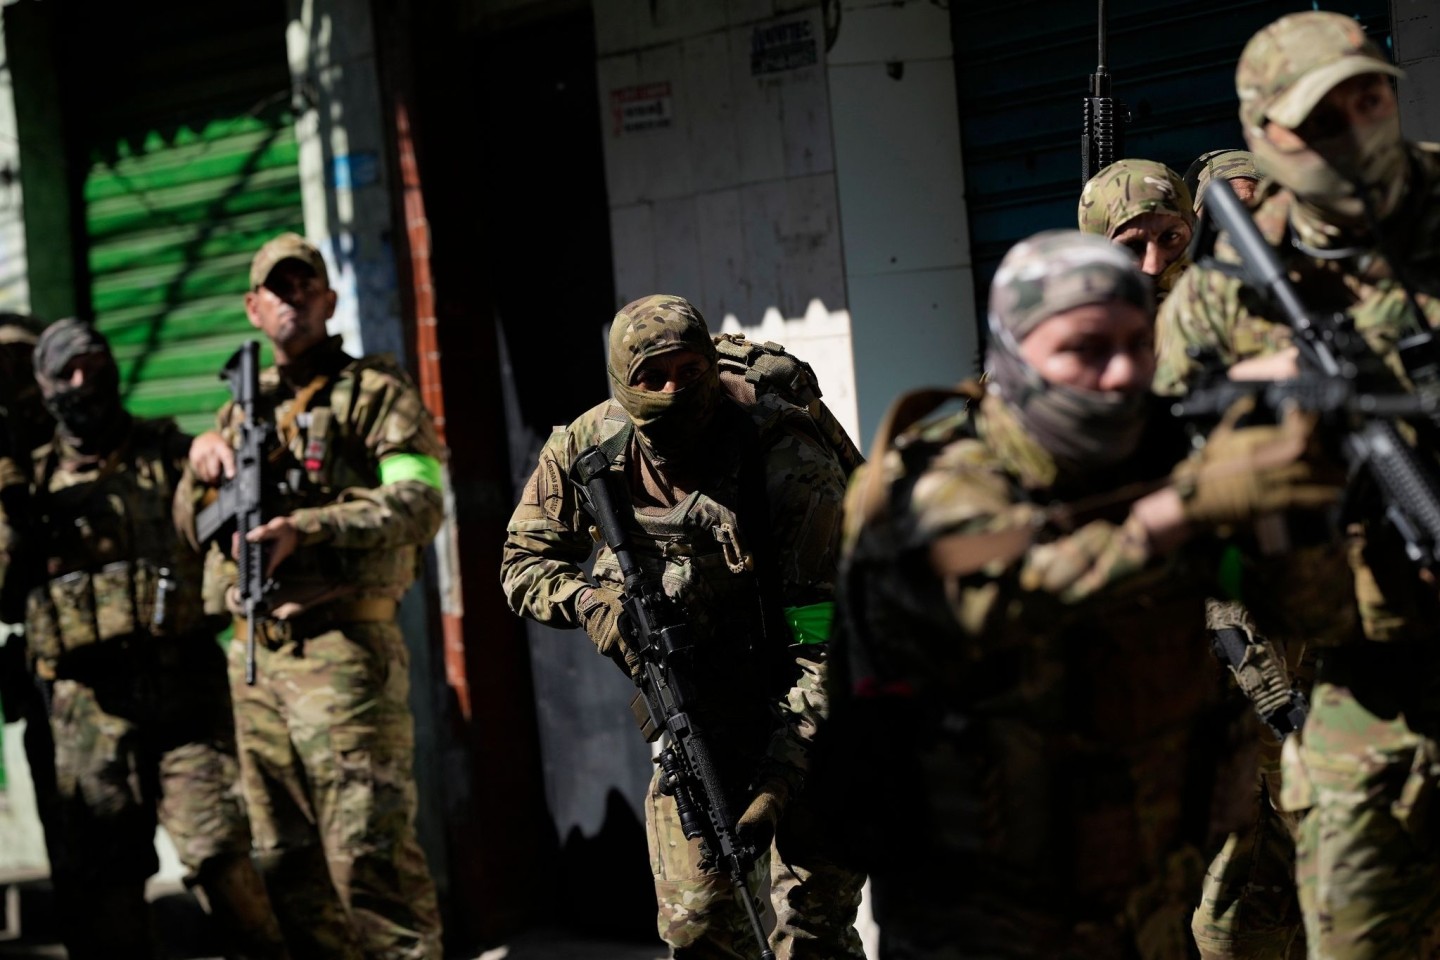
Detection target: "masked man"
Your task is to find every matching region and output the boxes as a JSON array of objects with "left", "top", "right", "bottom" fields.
[
  {"left": 10, "top": 318, "right": 287, "bottom": 960},
  {"left": 502, "top": 295, "right": 865, "bottom": 959}
]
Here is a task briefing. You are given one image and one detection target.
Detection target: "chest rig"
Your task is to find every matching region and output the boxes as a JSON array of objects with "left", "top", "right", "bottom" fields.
[
  {"left": 587, "top": 402, "right": 789, "bottom": 693},
  {"left": 26, "top": 420, "right": 204, "bottom": 666},
  {"left": 245, "top": 355, "right": 418, "bottom": 595}
]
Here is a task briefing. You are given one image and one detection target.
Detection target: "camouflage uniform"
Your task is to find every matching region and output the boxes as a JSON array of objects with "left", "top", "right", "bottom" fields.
[
  {"left": 1078, "top": 159, "right": 1195, "bottom": 300},
  {"left": 1183, "top": 150, "right": 1263, "bottom": 213},
  {"left": 834, "top": 232, "right": 1239, "bottom": 959},
  {"left": 1155, "top": 13, "right": 1440, "bottom": 958},
  {"left": 212, "top": 329, "right": 445, "bottom": 960},
  {"left": 14, "top": 320, "right": 285, "bottom": 960},
  {"left": 502, "top": 295, "right": 865, "bottom": 959}
]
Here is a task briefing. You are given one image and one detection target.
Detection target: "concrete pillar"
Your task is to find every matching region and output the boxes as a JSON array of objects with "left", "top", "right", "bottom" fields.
[
  {"left": 5, "top": 0, "right": 75, "bottom": 322},
  {"left": 285, "top": 0, "right": 404, "bottom": 360},
  {"left": 827, "top": 0, "right": 975, "bottom": 445}
]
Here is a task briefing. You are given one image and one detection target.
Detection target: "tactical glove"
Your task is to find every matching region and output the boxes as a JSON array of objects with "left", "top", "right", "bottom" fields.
[
  {"left": 577, "top": 584, "right": 639, "bottom": 677},
  {"left": 735, "top": 777, "right": 791, "bottom": 852},
  {"left": 1173, "top": 399, "right": 1341, "bottom": 526}
]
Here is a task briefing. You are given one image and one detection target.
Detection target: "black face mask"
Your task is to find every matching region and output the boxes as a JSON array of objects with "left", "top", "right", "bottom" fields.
[{"left": 43, "top": 364, "right": 123, "bottom": 446}]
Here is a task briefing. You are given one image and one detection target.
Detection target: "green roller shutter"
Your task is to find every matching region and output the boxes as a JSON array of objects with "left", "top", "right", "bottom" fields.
[{"left": 75, "top": 1, "right": 300, "bottom": 436}]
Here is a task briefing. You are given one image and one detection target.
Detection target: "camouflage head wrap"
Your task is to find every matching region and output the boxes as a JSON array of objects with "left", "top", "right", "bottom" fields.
[
  {"left": 988, "top": 230, "right": 1152, "bottom": 342},
  {"left": 33, "top": 318, "right": 123, "bottom": 447},
  {"left": 608, "top": 295, "right": 718, "bottom": 387},
  {"left": 1078, "top": 159, "right": 1195, "bottom": 239},
  {"left": 34, "top": 317, "right": 112, "bottom": 384},
  {"left": 1185, "top": 149, "right": 1262, "bottom": 211},
  {"left": 608, "top": 295, "right": 721, "bottom": 464},
  {"left": 986, "top": 231, "right": 1153, "bottom": 475},
  {"left": 1236, "top": 12, "right": 1402, "bottom": 134}
]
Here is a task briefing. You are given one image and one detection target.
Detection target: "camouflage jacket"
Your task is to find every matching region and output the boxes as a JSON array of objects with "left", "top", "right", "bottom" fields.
[
  {"left": 1155, "top": 141, "right": 1440, "bottom": 394},
  {"left": 1154, "top": 143, "right": 1440, "bottom": 644},
  {"left": 214, "top": 336, "right": 444, "bottom": 609},
  {"left": 502, "top": 392, "right": 848, "bottom": 792},
  {"left": 20, "top": 417, "right": 212, "bottom": 670},
  {"left": 839, "top": 390, "right": 1226, "bottom": 916}
]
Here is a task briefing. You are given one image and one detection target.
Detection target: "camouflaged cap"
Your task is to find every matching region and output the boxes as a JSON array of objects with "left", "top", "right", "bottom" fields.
[
  {"left": 1186, "top": 149, "right": 1263, "bottom": 211},
  {"left": 1237, "top": 11, "right": 1402, "bottom": 133},
  {"left": 989, "top": 229, "right": 1151, "bottom": 341},
  {"left": 250, "top": 232, "right": 329, "bottom": 290},
  {"left": 1078, "top": 159, "right": 1195, "bottom": 239},
  {"left": 608, "top": 294, "right": 718, "bottom": 386}
]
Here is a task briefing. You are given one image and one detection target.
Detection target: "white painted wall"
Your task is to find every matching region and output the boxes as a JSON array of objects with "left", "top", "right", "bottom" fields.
[
  {"left": 827, "top": 0, "right": 974, "bottom": 446},
  {"left": 596, "top": 0, "right": 861, "bottom": 443},
  {"left": 1393, "top": 0, "right": 1440, "bottom": 141},
  {"left": 0, "top": 8, "right": 27, "bottom": 316}
]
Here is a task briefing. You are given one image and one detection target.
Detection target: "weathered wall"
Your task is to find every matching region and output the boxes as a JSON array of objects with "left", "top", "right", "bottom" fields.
[
  {"left": 595, "top": 0, "right": 860, "bottom": 439},
  {"left": 286, "top": 0, "right": 404, "bottom": 359},
  {"left": 828, "top": 0, "right": 975, "bottom": 443}
]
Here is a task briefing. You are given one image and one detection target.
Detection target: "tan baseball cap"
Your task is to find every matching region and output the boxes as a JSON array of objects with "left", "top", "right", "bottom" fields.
[
  {"left": 1237, "top": 11, "right": 1402, "bottom": 132},
  {"left": 249, "top": 232, "right": 330, "bottom": 290}
]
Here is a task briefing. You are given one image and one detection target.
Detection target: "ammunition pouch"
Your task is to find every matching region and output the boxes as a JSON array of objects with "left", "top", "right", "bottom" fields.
[{"left": 25, "top": 558, "right": 196, "bottom": 665}]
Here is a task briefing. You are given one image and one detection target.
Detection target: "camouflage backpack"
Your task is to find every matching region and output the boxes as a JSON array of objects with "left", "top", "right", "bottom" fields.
[{"left": 711, "top": 333, "right": 864, "bottom": 475}]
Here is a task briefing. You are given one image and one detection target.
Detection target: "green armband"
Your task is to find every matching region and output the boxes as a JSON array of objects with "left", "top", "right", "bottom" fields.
[
  {"left": 1218, "top": 544, "right": 1244, "bottom": 603},
  {"left": 784, "top": 602, "right": 835, "bottom": 645},
  {"left": 378, "top": 453, "right": 443, "bottom": 490}
]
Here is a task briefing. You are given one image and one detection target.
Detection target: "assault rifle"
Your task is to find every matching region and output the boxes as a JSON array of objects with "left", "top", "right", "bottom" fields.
[
  {"left": 196, "top": 340, "right": 273, "bottom": 685},
  {"left": 1080, "top": 0, "right": 1126, "bottom": 185},
  {"left": 573, "top": 445, "right": 776, "bottom": 960},
  {"left": 1174, "top": 178, "right": 1440, "bottom": 570}
]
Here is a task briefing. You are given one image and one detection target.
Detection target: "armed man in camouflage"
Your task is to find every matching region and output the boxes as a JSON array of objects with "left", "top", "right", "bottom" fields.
[
  {"left": 1078, "top": 158, "right": 1195, "bottom": 301},
  {"left": 3, "top": 318, "right": 288, "bottom": 960},
  {"left": 1155, "top": 12, "right": 1440, "bottom": 957},
  {"left": 836, "top": 230, "right": 1342, "bottom": 959},
  {"left": 190, "top": 233, "right": 444, "bottom": 959},
  {"left": 501, "top": 294, "right": 865, "bottom": 960},
  {"left": 1184, "top": 149, "right": 1263, "bottom": 214}
]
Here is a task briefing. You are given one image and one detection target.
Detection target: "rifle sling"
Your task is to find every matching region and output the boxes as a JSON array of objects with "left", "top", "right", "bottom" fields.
[{"left": 274, "top": 371, "right": 333, "bottom": 454}]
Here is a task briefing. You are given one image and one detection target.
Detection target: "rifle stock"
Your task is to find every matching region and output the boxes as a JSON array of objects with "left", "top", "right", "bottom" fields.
[{"left": 573, "top": 446, "right": 776, "bottom": 960}]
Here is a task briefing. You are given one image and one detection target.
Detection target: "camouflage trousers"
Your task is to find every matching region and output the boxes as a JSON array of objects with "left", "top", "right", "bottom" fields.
[
  {"left": 645, "top": 766, "right": 866, "bottom": 959},
  {"left": 1281, "top": 644, "right": 1440, "bottom": 960},
  {"left": 44, "top": 636, "right": 285, "bottom": 960},
  {"left": 1192, "top": 729, "right": 1304, "bottom": 960},
  {"left": 230, "top": 619, "right": 442, "bottom": 960}
]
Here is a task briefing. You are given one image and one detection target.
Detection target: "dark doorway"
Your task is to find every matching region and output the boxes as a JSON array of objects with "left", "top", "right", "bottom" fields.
[{"left": 395, "top": 0, "right": 656, "bottom": 948}]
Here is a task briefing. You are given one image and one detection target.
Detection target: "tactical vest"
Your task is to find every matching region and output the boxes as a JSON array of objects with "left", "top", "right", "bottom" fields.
[
  {"left": 240, "top": 353, "right": 420, "bottom": 598},
  {"left": 25, "top": 419, "right": 205, "bottom": 665},
  {"left": 837, "top": 392, "right": 1223, "bottom": 905}
]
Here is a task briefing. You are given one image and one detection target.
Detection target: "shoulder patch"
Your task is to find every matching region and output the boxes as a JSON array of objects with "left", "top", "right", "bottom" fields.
[{"left": 542, "top": 455, "right": 565, "bottom": 521}]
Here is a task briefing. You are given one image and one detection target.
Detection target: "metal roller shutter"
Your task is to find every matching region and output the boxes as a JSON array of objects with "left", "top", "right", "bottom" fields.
[
  {"left": 951, "top": 0, "right": 1393, "bottom": 311},
  {"left": 75, "top": 1, "right": 300, "bottom": 435}
]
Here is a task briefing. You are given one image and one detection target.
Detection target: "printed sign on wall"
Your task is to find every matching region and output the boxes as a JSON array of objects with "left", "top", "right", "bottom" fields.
[
  {"left": 610, "top": 82, "right": 674, "bottom": 136},
  {"left": 750, "top": 19, "right": 817, "bottom": 76}
]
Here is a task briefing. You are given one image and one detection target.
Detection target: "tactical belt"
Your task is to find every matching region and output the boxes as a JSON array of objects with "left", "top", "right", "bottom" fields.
[{"left": 234, "top": 597, "right": 397, "bottom": 649}]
